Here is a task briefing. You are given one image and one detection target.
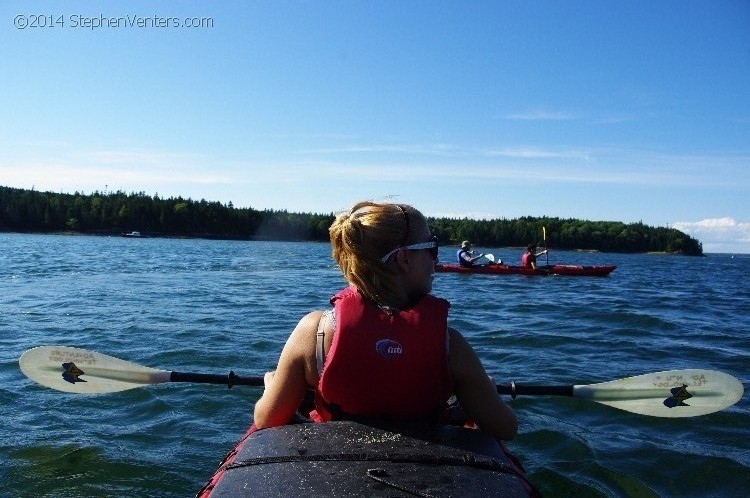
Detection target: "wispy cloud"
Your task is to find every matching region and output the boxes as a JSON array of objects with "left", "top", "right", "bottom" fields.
[
  {"left": 259, "top": 132, "right": 359, "bottom": 140},
  {"left": 0, "top": 145, "right": 233, "bottom": 195},
  {"left": 505, "top": 110, "right": 578, "bottom": 121},
  {"left": 294, "top": 143, "right": 461, "bottom": 156},
  {"left": 593, "top": 115, "right": 635, "bottom": 125},
  {"left": 0, "top": 162, "right": 231, "bottom": 191},
  {"left": 482, "top": 147, "right": 592, "bottom": 160},
  {"left": 298, "top": 142, "right": 595, "bottom": 162},
  {"left": 5, "top": 138, "right": 748, "bottom": 193},
  {"left": 293, "top": 140, "right": 749, "bottom": 188},
  {"left": 78, "top": 149, "right": 207, "bottom": 166},
  {"left": 505, "top": 110, "right": 657, "bottom": 125},
  {"left": 276, "top": 145, "right": 749, "bottom": 190}
]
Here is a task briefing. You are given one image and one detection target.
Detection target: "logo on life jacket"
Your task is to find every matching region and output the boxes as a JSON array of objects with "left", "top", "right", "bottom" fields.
[{"left": 375, "top": 339, "right": 403, "bottom": 359}]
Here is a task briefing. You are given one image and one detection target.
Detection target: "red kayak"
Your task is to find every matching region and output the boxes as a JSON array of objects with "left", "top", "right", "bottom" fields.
[{"left": 435, "top": 263, "right": 616, "bottom": 276}]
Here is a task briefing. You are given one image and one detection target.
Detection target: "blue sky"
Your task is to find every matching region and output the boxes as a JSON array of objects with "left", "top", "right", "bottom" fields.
[{"left": 1, "top": 1, "right": 748, "bottom": 252}]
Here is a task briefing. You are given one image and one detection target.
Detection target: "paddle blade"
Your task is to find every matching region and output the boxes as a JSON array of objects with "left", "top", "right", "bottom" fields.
[
  {"left": 483, "top": 253, "right": 495, "bottom": 262},
  {"left": 574, "top": 369, "right": 744, "bottom": 417},
  {"left": 19, "top": 346, "right": 171, "bottom": 394}
]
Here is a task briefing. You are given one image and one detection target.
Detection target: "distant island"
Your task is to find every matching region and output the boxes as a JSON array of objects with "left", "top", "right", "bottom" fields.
[{"left": 0, "top": 186, "right": 703, "bottom": 255}]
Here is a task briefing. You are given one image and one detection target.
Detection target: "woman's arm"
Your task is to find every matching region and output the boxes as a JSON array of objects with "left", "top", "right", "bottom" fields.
[
  {"left": 253, "top": 311, "right": 321, "bottom": 428},
  {"left": 470, "top": 253, "right": 485, "bottom": 263},
  {"left": 448, "top": 328, "right": 518, "bottom": 440}
]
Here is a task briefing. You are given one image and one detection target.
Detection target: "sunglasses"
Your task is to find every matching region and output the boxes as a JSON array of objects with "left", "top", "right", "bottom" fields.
[{"left": 381, "top": 235, "right": 439, "bottom": 263}]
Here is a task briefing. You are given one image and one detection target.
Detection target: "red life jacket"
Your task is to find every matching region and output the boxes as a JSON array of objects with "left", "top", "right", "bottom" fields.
[
  {"left": 312, "top": 287, "right": 453, "bottom": 422},
  {"left": 521, "top": 252, "right": 534, "bottom": 267}
]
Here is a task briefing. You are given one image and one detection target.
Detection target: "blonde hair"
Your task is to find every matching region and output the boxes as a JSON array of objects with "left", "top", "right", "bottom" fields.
[{"left": 329, "top": 201, "right": 427, "bottom": 307}]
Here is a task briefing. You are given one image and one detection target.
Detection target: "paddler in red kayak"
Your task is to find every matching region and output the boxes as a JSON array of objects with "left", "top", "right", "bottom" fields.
[
  {"left": 253, "top": 201, "right": 518, "bottom": 441},
  {"left": 457, "top": 240, "right": 488, "bottom": 267},
  {"left": 521, "top": 243, "right": 547, "bottom": 269}
]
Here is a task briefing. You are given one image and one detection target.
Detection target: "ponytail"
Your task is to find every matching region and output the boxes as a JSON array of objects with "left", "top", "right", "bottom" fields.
[{"left": 329, "top": 201, "right": 425, "bottom": 307}]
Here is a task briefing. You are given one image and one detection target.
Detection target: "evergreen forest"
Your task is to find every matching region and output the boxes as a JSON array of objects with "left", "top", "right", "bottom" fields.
[{"left": 0, "top": 186, "right": 703, "bottom": 255}]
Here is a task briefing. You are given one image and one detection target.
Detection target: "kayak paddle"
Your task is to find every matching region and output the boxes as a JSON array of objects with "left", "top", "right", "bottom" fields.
[
  {"left": 19, "top": 345, "right": 263, "bottom": 394},
  {"left": 20, "top": 346, "right": 743, "bottom": 417},
  {"left": 498, "top": 370, "right": 744, "bottom": 418},
  {"left": 482, "top": 254, "right": 501, "bottom": 264}
]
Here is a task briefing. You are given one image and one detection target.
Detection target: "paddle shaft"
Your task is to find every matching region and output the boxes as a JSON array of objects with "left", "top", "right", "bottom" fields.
[
  {"left": 497, "top": 384, "right": 573, "bottom": 398},
  {"left": 171, "top": 371, "right": 572, "bottom": 397},
  {"left": 170, "top": 371, "right": 263, "bottom": 388},
  {"left": 173, "top": 372, "right": 572, "bottom": 397}
]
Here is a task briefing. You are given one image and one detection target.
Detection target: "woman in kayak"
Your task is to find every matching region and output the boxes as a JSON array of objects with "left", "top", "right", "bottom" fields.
[
  {"left": 521, "top": 243, "right": 547, "bottom": 269},
  {"left": 253, "top": 201, "right": 518, "bottom": 441}
]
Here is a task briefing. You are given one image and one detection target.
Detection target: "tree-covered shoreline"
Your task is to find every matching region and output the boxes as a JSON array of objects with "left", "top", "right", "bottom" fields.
[{"left": 0, "top": 186, "right": 703, "bottom": 255}]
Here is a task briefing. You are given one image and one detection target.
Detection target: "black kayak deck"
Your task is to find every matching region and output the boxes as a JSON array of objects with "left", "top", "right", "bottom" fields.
[{"left": 205, "top": 421, "right": 533, "bottom": 497}]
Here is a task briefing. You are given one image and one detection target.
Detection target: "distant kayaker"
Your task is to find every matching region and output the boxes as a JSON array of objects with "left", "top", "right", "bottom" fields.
[
  {"left": 254, "top": 202, "right": 518, "bottom": 441},
  {"left": 521, "top": 243, "right": 547, "bottom": 269},
  {"left": 456, "top": 240, "right": 487, "bottom": 267}
]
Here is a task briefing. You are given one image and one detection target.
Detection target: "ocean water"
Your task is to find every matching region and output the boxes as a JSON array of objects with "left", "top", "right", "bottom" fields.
[{"left": 1, "top": 233, "right": 747, "bottom": 497}]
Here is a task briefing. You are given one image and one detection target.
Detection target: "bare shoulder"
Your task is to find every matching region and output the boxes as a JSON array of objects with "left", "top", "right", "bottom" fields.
[
  {"left": 296, "top": 310, "right": 324, "bottom": 332},
  {"left": 447, "top": 327, "right": 473, "bottom": 358},
  {"left": 286, "top": 310, "right": 324, "bottom": 352},
  {"left": 285, "top": 310, "right": 325, "bottom": 386},
  {"left": 447, "top": 327, "right": 486, "bottom": 382},
  {"left": 447, "top": 327, "right": 464, "bottom": 342}
]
